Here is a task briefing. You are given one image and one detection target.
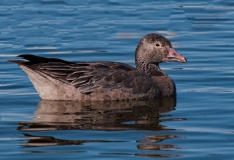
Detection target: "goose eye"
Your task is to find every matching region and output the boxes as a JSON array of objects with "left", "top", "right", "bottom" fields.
[{"left": 156, "top": 44, "right": 160, "bottom": 47}]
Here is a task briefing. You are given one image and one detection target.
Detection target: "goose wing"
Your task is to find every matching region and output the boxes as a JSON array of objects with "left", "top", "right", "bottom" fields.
[{"left": 9, "top": 54, "right": 157, "bottom": 95}]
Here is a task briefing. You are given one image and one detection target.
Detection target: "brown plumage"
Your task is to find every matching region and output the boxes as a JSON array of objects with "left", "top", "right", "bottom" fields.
[{"left": 8, "top": 33, "right": 187, "bottom": 101}]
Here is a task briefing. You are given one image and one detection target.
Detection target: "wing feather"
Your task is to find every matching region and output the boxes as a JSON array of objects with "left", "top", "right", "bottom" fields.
[{"left": 12, "top": 55, "right": 155, "bottom": 94}]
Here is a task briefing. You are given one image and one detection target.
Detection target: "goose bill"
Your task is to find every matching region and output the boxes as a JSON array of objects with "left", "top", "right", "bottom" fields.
[{"left": 166, "top": 48, "right": 187, "bottom": 63}]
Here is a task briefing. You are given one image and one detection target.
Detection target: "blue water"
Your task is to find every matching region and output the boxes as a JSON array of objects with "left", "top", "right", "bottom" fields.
[{"left": 1, "top": 0, "right": 234, "bottom": 159}]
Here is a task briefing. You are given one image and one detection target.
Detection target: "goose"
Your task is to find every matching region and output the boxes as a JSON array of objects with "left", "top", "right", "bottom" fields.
[{"left": 8, "top": 33, "right": 187, "bottom": 101}]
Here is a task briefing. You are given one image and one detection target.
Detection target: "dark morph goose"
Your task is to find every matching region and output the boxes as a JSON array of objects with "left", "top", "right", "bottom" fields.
[{"left": 9, "top": 33, "right": 187, "bottom": 101}]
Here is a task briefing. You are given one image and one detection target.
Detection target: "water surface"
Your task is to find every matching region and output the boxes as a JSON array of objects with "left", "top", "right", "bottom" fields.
[{"left": 1, "top": 0, "right": 234, "bottom": 159}]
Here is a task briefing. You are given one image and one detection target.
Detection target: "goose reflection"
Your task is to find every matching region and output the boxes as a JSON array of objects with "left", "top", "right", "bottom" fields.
[
  {"left": 18, "top": 96, "right": 185, "bottom": 158},
  {"left": 18, "top": 97, "right": 177, "bottom": 131}
]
